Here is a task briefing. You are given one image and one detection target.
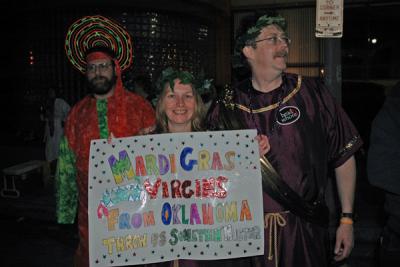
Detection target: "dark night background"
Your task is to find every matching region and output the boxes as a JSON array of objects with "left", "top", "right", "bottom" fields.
[{"left": 1, "top": 1, "right": 399, "bottom": 151}]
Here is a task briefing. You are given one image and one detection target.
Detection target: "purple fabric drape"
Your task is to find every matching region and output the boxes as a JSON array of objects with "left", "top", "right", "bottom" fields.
[{"left": 206, "top": 73, "right": 363, "bottom": 267}]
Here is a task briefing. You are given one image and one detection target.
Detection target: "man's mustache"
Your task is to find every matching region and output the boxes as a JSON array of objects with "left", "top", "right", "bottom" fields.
[
  {"left": 274, "top": 51, "right": 288, "bottom": 58},
  {"left": 91, "top": 76, "right": 107, "bottom": 82}
]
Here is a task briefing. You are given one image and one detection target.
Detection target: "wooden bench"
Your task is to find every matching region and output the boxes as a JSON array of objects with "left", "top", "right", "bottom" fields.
[{"left": 1, "top": 160, "right": 46, "bottom": 198}]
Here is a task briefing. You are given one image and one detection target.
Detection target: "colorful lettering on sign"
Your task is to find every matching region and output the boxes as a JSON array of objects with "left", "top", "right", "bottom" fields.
[
  {"left": 108, "top": 150, "right": 135, "bottom": 184},
  {"left": 106, "top": 208, "right": 156, "bottom": 231},
  {"left": 143, "top": 176, "right": 228, "bottom": 200},
  {"left": 160, "top": 200, "right": 252, "bottom": 226},
  {"left": 108, "top": 148, "right": 236, "bottom": 180},
  {"left": 99, "top": 183, "right": 144, "bottom": 210},
  {"left": 102, "top": 234, "right": 148, "bottom": 255}
]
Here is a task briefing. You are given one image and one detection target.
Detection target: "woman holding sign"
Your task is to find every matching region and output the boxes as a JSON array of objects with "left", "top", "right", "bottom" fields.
[
  {"left": 150, "top": 67, "right": 269, "bottom": 267},
  {"left": 152, "top": 67, "right": 208, "bottom": 267}
]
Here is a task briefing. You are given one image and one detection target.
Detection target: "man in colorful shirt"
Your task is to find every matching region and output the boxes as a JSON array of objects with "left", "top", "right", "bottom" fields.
[
  {"left": 56, "top": 16, "right": 156, "bottom": 267},
  {"left": 206, "top": 12, "right": 362, "bottom": 267}
]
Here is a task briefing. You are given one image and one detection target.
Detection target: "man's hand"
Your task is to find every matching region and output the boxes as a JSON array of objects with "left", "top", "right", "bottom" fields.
[{"left": 334, "top": 223, "right": 354, "bottom": 261}]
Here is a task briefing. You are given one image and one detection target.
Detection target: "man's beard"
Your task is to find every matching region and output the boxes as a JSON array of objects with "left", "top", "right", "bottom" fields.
[{"left": 88, "top": 74, "right": 117, "bottom": 95}]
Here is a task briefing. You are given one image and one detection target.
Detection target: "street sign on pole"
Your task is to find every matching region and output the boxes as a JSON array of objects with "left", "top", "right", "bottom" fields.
[{"left": 316, "top": 0, "right": 344, "bottom": 38}]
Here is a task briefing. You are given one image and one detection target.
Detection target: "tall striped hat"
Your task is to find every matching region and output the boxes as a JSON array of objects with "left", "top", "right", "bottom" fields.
[{"left": 65, "top": 15, "right": 133, "bottom": 73}]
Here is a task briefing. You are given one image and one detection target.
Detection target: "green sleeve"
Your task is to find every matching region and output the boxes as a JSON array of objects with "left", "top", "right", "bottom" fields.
[
  {"left": 97, "top": 99, "right": 109, "bottom": 139},
  {"left": 55, "top": 136, "right": 78, "bottom": 224}
]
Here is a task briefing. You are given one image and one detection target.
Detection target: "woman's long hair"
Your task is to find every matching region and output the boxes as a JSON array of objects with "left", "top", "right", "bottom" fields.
[{"left": 155, "top": 80, "right": 205, "bottom": 133}]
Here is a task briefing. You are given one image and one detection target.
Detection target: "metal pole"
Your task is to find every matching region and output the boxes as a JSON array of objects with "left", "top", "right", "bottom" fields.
[{"left": 323, "top": 38, "right": 342, "bottom": 103}]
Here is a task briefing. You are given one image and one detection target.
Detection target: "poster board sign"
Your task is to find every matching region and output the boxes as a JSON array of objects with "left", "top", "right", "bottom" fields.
[
  {"left": 88, "top": 130, "right": 264, "bottom": 266},
  {"left": 316, "top": 0, "right": 344, "bottom": 37}
]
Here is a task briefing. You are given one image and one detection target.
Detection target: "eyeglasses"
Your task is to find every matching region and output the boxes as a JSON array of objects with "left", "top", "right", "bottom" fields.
[
  {"left": 254, "top": 35, "right": 291, "bottom": 46},
  {"left": 86, "top": 62, "right": 112, "bottom": 73}
]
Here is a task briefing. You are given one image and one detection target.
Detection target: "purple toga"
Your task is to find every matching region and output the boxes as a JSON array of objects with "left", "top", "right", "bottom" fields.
[{"left": 206, "top": 73, "right": 363, "bottom": 267}]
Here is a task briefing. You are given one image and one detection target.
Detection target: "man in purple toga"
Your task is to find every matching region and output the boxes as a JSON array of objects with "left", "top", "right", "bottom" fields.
[{"left": 206, "top": 12, "right": 362, "bottom": 267}]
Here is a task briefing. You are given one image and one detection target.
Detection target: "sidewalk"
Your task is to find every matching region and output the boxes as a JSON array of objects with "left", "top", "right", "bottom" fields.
[{"left": 1, "top": 177, "right": 77, "bottom": 267}]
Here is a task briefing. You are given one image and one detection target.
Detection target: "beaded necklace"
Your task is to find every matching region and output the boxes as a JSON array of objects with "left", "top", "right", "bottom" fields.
[{"left": 248, "top": 75, "right": 287, "bottom": 136}]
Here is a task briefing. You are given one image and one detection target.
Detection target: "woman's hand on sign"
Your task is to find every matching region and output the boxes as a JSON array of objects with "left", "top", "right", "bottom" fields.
[
  {"left": 138, "top": 125, "right": 156, "bottom": 135},
  {"left": 255, "top": 134, "right": 270, "bottom": 157}
]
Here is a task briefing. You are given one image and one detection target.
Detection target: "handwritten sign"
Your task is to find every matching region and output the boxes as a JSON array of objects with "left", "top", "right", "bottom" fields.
[
  {"left": 316, "top": 0, "right": 344, "bottom": 37},
  {"left": 88, "top": 130, "right": 264, "bottom": 266}
]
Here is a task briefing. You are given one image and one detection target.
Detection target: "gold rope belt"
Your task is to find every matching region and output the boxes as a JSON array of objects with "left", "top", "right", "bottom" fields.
[{"left": 264, "top": 211, "right": 289, "bottom": 267}]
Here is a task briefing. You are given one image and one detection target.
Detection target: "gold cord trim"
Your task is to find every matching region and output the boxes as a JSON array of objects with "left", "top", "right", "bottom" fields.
[
  {"left": 265, "top": 211, "right": 288, "bottom": 267},
  {"left": 236, "top": 75, "right": 302, "bottom": 113},
  {"left": 338, "top": 135, "right": 360, "bottom": 158}
]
